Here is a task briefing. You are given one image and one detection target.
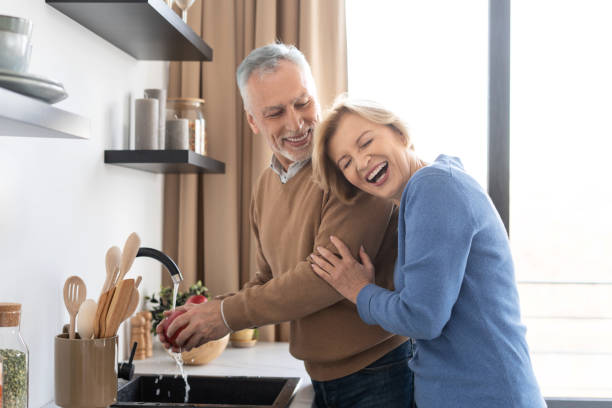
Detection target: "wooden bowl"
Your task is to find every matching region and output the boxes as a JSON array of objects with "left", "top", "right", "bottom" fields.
[
  {"left": 230, "top": 328, "right": 255, "bottom": 342},
  {"left": 231, "top": 339, "right": 257, "bottom": 348},
  {"left": 181, "top": 334, "right": 229, "bottom": 365}
]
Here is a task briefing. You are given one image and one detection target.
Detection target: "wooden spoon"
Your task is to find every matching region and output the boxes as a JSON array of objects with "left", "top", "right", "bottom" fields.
[
  {"left": 116, "top": 232, "right": 141, "bottom": 284},
  {"left": 63, "top": 276, "right": 87, "bottom": 340},
  {"left": 103, "top": 246, "right": 121, "bottom": 293},
  {"left": 77, "top": 299, "right": 97, "bottom": 340}
]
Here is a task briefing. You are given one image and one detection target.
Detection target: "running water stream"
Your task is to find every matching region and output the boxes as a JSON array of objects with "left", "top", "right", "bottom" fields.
[{"left": 164, "top": 282, "right": 190, "bottom": 403}]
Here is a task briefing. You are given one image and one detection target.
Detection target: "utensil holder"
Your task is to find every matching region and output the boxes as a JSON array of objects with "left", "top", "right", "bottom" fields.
[{"left": 54, "top": 334, "right": 117, "bottom": 408}]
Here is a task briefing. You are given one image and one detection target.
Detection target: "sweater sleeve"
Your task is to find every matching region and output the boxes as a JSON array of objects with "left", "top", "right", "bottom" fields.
[
  {"left": 356, "top": 174, "right": 476, "bottom": 340},
  {"left": 241, "top": 194, "right": 273, "bottom": 289},
  {"left": 222, "top": 190, "right": 395, "bottom": 330}
]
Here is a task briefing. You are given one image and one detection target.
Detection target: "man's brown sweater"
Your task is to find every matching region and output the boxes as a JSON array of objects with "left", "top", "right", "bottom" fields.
[{"left": 223, "top": 162, "right": 406, "bottom": 381}]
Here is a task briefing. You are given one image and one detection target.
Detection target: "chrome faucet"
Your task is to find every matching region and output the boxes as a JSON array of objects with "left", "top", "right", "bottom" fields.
[{"left": 136, "top": 247, "right": 183, "bottom": 285}]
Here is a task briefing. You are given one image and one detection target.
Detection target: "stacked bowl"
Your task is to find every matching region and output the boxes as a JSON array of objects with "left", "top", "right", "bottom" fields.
[{"left": 0, "top": 15, "right": 33, "bottom": 73}]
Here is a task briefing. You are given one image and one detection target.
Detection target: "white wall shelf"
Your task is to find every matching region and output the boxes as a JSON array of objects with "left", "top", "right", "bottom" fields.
[{"left": 0, "top": 88, "right": 90, "bottom": 139}]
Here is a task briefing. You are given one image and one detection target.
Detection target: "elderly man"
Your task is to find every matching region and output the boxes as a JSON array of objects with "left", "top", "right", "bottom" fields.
[{"left": 159, "top": 43, "right": 413, "bottom": 407}]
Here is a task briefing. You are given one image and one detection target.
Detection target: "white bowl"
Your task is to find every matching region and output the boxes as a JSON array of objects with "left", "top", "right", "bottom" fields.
[{"left": 0, "top": 30, "right": 31, "bottom": 72}]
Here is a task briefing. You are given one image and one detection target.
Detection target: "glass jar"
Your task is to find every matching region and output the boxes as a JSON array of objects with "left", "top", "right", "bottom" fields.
[
  {"left": 166, "top": 98, "right": 207, "bottom": 155},
  {"left": 0, "top": 303, "right": 28, "bottom": 408}
]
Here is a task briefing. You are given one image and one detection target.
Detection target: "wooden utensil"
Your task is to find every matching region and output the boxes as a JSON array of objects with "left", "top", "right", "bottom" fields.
[
  {"left": 104, "top": 278, "right": 135, "bottom": 337},
  {"left": 120, "top": 276, "right": 142, "bottom": 322},
  {"left": 94, "top": 246, "right": 121, "bottom": 338},
  {"left": 117, "top": 232, "right": 141, "bottom": 284},
  {"left": 122, "top": 287, "right": 140, "bottom": 322},
  {"left": 98, "top": 287, "right": 114, "bottom": 338},
  {"left": 77, "top": 299, "right": 97, "bottom": 339},
  {"left": 94, "top": 265, "right": 120, "bottom": 338},
  {"left": 103, "top": 246, "right": 121, "bottom": 293},
  {"left": 63, "top": 276, "right": 87, "bottom": 340}
]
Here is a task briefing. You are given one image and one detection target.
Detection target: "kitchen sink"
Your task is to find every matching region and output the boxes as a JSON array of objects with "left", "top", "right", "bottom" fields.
[{"left": 113, "top": 374, "right": 300, "bottom": 408}]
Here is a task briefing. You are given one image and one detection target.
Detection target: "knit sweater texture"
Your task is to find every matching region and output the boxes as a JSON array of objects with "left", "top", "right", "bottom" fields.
[
  {"left": 223, "top": 161, "right": 407, "bottom": 381},
  {"left": 357, "top": 155, "right": 544, "bottom": 407}
]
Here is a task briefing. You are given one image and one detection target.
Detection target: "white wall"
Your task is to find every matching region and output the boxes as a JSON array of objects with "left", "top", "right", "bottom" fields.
[{"left": 0, "top": 1, "right": 169, "bottom": 406}]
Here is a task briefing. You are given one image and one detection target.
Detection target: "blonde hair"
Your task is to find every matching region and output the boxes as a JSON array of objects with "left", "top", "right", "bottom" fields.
[{"left": 312, "top": 95, "right": 413, "bottom": 203}]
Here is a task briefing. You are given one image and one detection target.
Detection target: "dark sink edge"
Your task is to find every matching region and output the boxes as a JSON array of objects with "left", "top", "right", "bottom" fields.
[
  {"left": 272, "top": 377, "right": 300, "bottom": 408},
  {"left": 115, "top": 374, "right": 301, "bottom": 408}
]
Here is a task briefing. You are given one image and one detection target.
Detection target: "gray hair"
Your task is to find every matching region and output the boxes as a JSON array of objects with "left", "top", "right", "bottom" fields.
[{"left": 236, "top": 43, "right": 314, "bottom": 109}]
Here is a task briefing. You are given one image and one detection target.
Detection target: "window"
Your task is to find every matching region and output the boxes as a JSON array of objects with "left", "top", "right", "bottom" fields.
[
  {"left": 510, "top": 0, "right": 612, "bottom": 398},
  {"left": 347, "top": 0, "right": 612, "bottom": 399},
  {"left": 346, "top": 0, "right": 489, "bottom": 187}
]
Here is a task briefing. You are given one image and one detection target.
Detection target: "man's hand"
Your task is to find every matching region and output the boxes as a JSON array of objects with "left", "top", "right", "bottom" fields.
[
  {"left": 157, "top": 299, "right": 230, "bottom": 352},
  {"left": 310, "top": 235, "right": 375, "bottom": 303}
]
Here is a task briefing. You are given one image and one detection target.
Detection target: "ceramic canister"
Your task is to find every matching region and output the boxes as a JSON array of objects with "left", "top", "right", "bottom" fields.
[{"left": 54, "top": 334, "right": 117, "bottom": 408}]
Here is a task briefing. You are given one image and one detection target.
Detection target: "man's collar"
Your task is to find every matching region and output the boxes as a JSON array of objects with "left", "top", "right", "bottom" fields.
[{"left": 270, "top": 155, "right": 311, "bottom": 184}]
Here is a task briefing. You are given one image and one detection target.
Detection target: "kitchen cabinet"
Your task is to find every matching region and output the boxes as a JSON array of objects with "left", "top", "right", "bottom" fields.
[{"left": 0, "top": 87, "right": 90, "bottom": 139}]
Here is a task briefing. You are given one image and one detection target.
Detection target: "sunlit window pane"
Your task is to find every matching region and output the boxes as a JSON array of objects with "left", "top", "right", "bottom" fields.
[
  {"left": 346, "top": 0, "right": 488, "bottom": 187},
  {"left": 511, "top": 0, "right": 612, "bottom": 398},
  {"left": 510, "top": 0, "right": 612, "bottom": 283}
]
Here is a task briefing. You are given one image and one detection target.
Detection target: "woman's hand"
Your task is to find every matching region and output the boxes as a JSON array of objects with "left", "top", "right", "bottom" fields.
[{"left": 310, "top": 235, "right": 375, "bottom": 303}]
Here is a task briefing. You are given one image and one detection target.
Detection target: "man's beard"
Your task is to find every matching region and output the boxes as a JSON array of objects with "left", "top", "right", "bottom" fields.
[
  {"left": 275, "top": 127, "right": 314, "bottom": 163},
  {"left": 276, "top": 142, "right": 313, "bottom": 163}
]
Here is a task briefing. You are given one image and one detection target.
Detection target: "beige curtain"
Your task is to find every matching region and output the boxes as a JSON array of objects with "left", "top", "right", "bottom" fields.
[{"left": 163, "top": 0, "right": 347, "bottom": 341}]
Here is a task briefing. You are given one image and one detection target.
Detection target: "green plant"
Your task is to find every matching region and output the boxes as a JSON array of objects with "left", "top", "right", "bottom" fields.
[{"left": 144, "top": 280, "right": 209, "bottom": 334}]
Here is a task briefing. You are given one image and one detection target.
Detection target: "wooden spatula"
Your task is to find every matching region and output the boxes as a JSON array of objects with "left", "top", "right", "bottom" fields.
[
  {"left": 63, "top": 276, "right": 87, "bottom": 340},
  {"left": 104, "top": 278, "right": 135, "bottom": 337},
  {"left": 120, "top": 275, "right": 142, "bottom": 323},
  {"left": 121, "top": 287, "right": 140, "bottom": 322},
  {"left": 94, "top": 247, "right": 121, "bottom": 338},
  {"left": 94, "top": 265, "right": 120, "bottom": 338}
]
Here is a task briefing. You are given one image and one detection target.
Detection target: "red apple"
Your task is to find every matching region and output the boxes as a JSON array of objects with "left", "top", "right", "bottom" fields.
[
  {"left": 161, "top": 309, "right": 187, "bottom": 347},
  {"left": 186, "top": 294, "right": 207, "bottom": 304}
]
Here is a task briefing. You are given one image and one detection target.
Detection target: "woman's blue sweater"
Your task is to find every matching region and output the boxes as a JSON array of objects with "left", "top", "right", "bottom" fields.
[{"left": 356, "top": 155, "right": 544, "bottom": 407}]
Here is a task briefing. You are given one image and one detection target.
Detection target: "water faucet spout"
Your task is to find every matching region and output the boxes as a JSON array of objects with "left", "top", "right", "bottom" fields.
[{"left": 136, "top": 247, "right": 183, "bottom": 284}]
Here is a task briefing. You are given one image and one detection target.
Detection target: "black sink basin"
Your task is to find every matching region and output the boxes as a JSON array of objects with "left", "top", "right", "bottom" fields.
[{"left": 114, "top": 374, "right": 300, "bottom": 408}]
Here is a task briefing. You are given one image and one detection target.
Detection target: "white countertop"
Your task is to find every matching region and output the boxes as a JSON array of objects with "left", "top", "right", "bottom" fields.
[{"left": 133, "top": 341, "right": 314, "bottom": 408}]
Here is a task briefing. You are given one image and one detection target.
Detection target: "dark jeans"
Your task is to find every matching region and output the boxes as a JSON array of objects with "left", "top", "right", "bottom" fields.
[{"left": 312, "top": 341, "right": 414, "bottom": 408}]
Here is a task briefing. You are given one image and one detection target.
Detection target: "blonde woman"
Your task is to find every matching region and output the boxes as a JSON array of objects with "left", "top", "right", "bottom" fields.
[{"left": 310, "top": 97, "right": 544, "bottom": 408}]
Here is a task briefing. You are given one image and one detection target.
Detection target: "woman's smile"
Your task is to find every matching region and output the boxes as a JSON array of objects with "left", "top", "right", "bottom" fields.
[
  {"left": 365, "top": 161, "right": 389, "bottom": 186},
  {"left": 329, "top": 113, "right": 414, "bottom": 203}
]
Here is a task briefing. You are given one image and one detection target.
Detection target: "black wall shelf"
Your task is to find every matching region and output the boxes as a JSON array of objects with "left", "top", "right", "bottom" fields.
[
  {"left": 46, "top": 0, "right": 213, "bottom": 61},
  {"left": 0, "top": 88, "right": 90, "bottom": 139},
  {"left": 105, "top": 150, "right": 225, "bottom": 174}
]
